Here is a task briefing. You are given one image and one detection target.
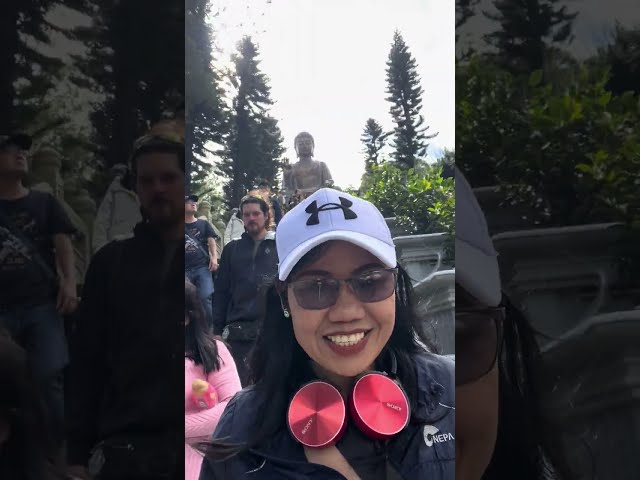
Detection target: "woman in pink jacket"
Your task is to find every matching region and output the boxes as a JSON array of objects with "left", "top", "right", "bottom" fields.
[{"left": 184, "top": 280, "right": 241, "bottom": 480}]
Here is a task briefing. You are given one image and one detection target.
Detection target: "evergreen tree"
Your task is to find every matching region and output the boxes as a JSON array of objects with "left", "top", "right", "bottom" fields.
[
  {"left": 456, "top": 0, "right": 480, "bottom": 29},
  {"left": 360, "top": 118, "right": 390, "bottom": 174},
  {"left": 483, "top": 0, "right": 577, "bottom": 75},
  {"left": 385, "top": 30, "right": 437, "bottom": 170},
  {"left": 601, "top": 23, "right": 640, "bottom": 95},
  {"left": 186, "top": 0, "right": 229, "bottom": 194},
  {"left": 69, "top": 0, "right": 184, "bottom": 167},
  {"left": 436, "top": 149, "right": 456, "bottom": 179},
  {"left": 0, "top": 0, "right": 66, "bottom": 132},
  {"left": 220, "top": 37, "right": 284, "bottom": 209}
]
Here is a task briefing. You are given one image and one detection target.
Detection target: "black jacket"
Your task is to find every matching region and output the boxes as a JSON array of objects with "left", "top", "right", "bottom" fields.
[
  {"left": 212, "top": 232, "right": 278, "bottom": 336},
  {"left": 65, "top": 222, "right": 184, "bottom": 466},
  {"left": 200, "top": 353, "right": 455, "bottom": 479}
]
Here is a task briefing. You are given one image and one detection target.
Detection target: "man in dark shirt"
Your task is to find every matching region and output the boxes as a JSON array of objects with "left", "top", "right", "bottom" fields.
[
  {"left": 257, "top": 180, "right": 283, "bottom": 228},
  {"left": 184, "top": 194, "right": 218, "bottom": 325},
  {"left": 66, "top": 121, "right": 184, "bottom": 480},
  {"left": 0, "top": 132, "right": 77, "bottom": 462},
  {"left": 213, "top": 194, "right": 278, "bottom": 386}
]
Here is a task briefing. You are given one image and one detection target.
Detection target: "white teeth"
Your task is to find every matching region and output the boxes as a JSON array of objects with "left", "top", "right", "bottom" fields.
[{"left": 326, "top": 332, "right": 366, "bottom": 346}]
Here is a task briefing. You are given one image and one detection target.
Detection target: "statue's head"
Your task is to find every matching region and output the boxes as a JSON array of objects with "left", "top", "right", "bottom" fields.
[{"left": 294, "top": 132, "right": 314, "bottom": 158}]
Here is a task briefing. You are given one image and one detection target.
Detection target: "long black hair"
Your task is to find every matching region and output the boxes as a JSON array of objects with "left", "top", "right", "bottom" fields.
[
  {"left": 482, "top": 294, "right": 574, "bottom": 480},
  {"left": 185, "top": 279, "right": 220, "bottom": 374},
  {"left": 0, "top": 330, "right": 65, "bottom": 480},
  {"left": 200, "top": 242, "right": 437, "bottom": 460}
]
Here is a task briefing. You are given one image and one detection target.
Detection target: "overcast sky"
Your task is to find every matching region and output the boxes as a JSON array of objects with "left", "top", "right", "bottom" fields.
[
  {"left": 456, "top": 0, "right": 640, "bottom": 59},
  {"left": 212, "top": 0, "right": 455, "bottom": 189}
]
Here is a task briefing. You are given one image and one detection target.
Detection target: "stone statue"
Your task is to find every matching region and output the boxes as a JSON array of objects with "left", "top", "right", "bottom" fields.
[{"left": 284, "top": 132, "right": 333, "bottom": 202}]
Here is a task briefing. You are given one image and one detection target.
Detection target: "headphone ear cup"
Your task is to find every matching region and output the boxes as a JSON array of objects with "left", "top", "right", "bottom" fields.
[
  {"left": 348, "top": 372, "right": 410, "bottom": 440},
  {"left": 287, "top": 381, "right": 348, "bottom": 448}
]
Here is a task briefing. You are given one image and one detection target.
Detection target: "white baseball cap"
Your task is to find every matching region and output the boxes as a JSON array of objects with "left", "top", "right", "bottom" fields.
[
  {"left": 455, "top": 168, "right": 502, "bottom": 306},
  {"left": 276, "top": 188, "right": 397, "bottom": 281}
]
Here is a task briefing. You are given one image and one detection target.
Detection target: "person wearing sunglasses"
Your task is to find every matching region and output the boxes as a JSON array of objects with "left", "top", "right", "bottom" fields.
[
  {"left": 198, "top": 188, "right": 455, "bottom": 479},
  {"left": 455, "top": 170, "right": 573, "bottom": 480}
]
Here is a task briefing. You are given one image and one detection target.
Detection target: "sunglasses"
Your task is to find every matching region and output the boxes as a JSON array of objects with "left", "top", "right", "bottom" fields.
[
  {"left": 455, "top": 306, "right": 505, "bottom": 386},
  {"left": 287, "top": 268, "right": 398, "bottom": 310}
]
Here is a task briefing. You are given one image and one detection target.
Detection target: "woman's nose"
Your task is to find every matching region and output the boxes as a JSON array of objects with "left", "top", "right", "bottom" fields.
[{"left": 327, "top": 283, "right": 365, "bottom": 323}]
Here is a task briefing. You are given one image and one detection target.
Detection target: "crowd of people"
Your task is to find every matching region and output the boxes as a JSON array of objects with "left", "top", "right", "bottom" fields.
[{"left": 0, "top": 118, "right": 571, "bottom": 480}]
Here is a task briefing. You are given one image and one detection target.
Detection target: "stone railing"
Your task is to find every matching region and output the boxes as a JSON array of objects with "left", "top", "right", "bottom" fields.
[
  {"left": 392, "top": 229, "right": 454, "bottom": 355},
  {"left": 476, "top": 183, "right": 640, "bottom": 479},
  {"left": 491, "top": 222, "right": 628, "bottom": 342},
  {"left": 541, "top": 310, "right": 640, "bottom": 480}
]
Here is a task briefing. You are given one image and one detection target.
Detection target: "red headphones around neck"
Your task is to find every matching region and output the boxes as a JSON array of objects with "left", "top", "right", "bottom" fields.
[{"left": 287, "top": 349, "right": 410, "bottom": 448}]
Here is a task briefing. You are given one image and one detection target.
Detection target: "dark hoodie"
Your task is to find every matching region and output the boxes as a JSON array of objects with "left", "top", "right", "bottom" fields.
[
  {"left": 65, "top": 222, "right": 184, "bottom": 467},
  {"left": 212, "top": 232, "right": 278, "bottom": 336}
]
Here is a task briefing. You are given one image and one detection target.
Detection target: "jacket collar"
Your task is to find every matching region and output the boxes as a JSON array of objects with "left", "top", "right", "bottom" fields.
[{"left": 240, "top": 231, "right": 276, "bottom": 242}]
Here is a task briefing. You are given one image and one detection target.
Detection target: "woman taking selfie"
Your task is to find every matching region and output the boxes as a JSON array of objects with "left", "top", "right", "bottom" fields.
[
  {"left": 455, "top": 170, "right": 573, "bottom": 480},
  {"left": 184, "top": 280, "right": 241, "bottom": 480},
  {"left": 199, "top": 188, "right": 455, "bottom": 479}
]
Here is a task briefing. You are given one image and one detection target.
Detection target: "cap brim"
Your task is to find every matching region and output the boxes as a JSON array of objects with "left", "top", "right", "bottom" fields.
[
  {"left": 455, "top": 237, "right": 501, "bottom": 306},
  {"left": 278, "top": 230, "right": 397, "bottom": 281}
]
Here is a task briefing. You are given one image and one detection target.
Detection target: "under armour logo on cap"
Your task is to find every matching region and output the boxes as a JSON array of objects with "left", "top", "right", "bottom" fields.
[
  {"left": 276, "top": 188, "right": 397, "bottom": 281},
  {"left": 305, "top": 197, "right": 358, "bottom": 226}
]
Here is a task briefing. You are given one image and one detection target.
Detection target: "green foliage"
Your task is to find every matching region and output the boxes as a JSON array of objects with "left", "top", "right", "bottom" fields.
[
  {"left": 360, "top": 118, "right": 390, "bottom": 175},
  {"left": 0, "top": 0, "right": 66, "bottom": 132},
  {"left": 219, "top": 37, "right": 285, "bottom": 210},
  {"left": 457, "top": 56, "right": 640, "bottom": 226},
  {"left": 359, "top": 162, "right": 455, "bottom": 257},
  {"left": 186, "top": 0, "right": 228, "bottom": 194},
  {"left": 70, "top": 0, "right": 184, "bottom": 168},
  {"left": 385, "top": 30, "right": 437, "bottom": 170},
  {"left": 483, "top": 0, "right": 577, "bottom": 75},
  {"left": 598, "top": 23, "right": 640, "bottom": 96}
]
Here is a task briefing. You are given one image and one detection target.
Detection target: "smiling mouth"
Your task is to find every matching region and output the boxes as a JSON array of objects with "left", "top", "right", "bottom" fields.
[{"left": 324, "top": 330, "right": 372, "bottom": 347}]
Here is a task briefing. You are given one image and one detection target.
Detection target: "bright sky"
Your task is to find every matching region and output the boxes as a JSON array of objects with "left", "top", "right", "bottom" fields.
[{"left": 212, "top": 0, "right": 455, "bottom": 189}]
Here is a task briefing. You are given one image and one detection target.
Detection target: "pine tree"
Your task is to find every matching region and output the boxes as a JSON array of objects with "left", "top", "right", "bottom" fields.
[
  {"left": 436, "top": 149, "right": 456, "bottom": 179},
  {"left": 602, "top": 23, "right": 640, "bottom": 95},
  {"left": 456, "top": 0, "right": 480, "bottom": 29},
  {"left": 0, "top": 0, "right": 66, "bottom": 132},
  {"left": 69, "top": 0, "right": 184, "bottom": 167},
  {"left": 220, "top": 37, "right": 284, "bottom": 210},
  {"left": 186, "top": 0, "right": 229, "bottom": 194},
  {"left": 360, "top": 118, "right": 390, "bottom": 174},
  {"left": 483, "top": 0, "right": 577, "bottom": 75},
  {"left": 385, "top": 30, "right": 437, "bottom": 170}
]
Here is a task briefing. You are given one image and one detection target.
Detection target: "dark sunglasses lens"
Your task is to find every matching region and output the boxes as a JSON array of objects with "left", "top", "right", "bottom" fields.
[
  {"left": 293, "top": 279, "right": 340, "bottom": 310},
  {"left": 352, "top": 270, "right": 396, "bottom": 303},
  {"left": 455, "top": 312, "right": 499, "bottom": 386}
]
